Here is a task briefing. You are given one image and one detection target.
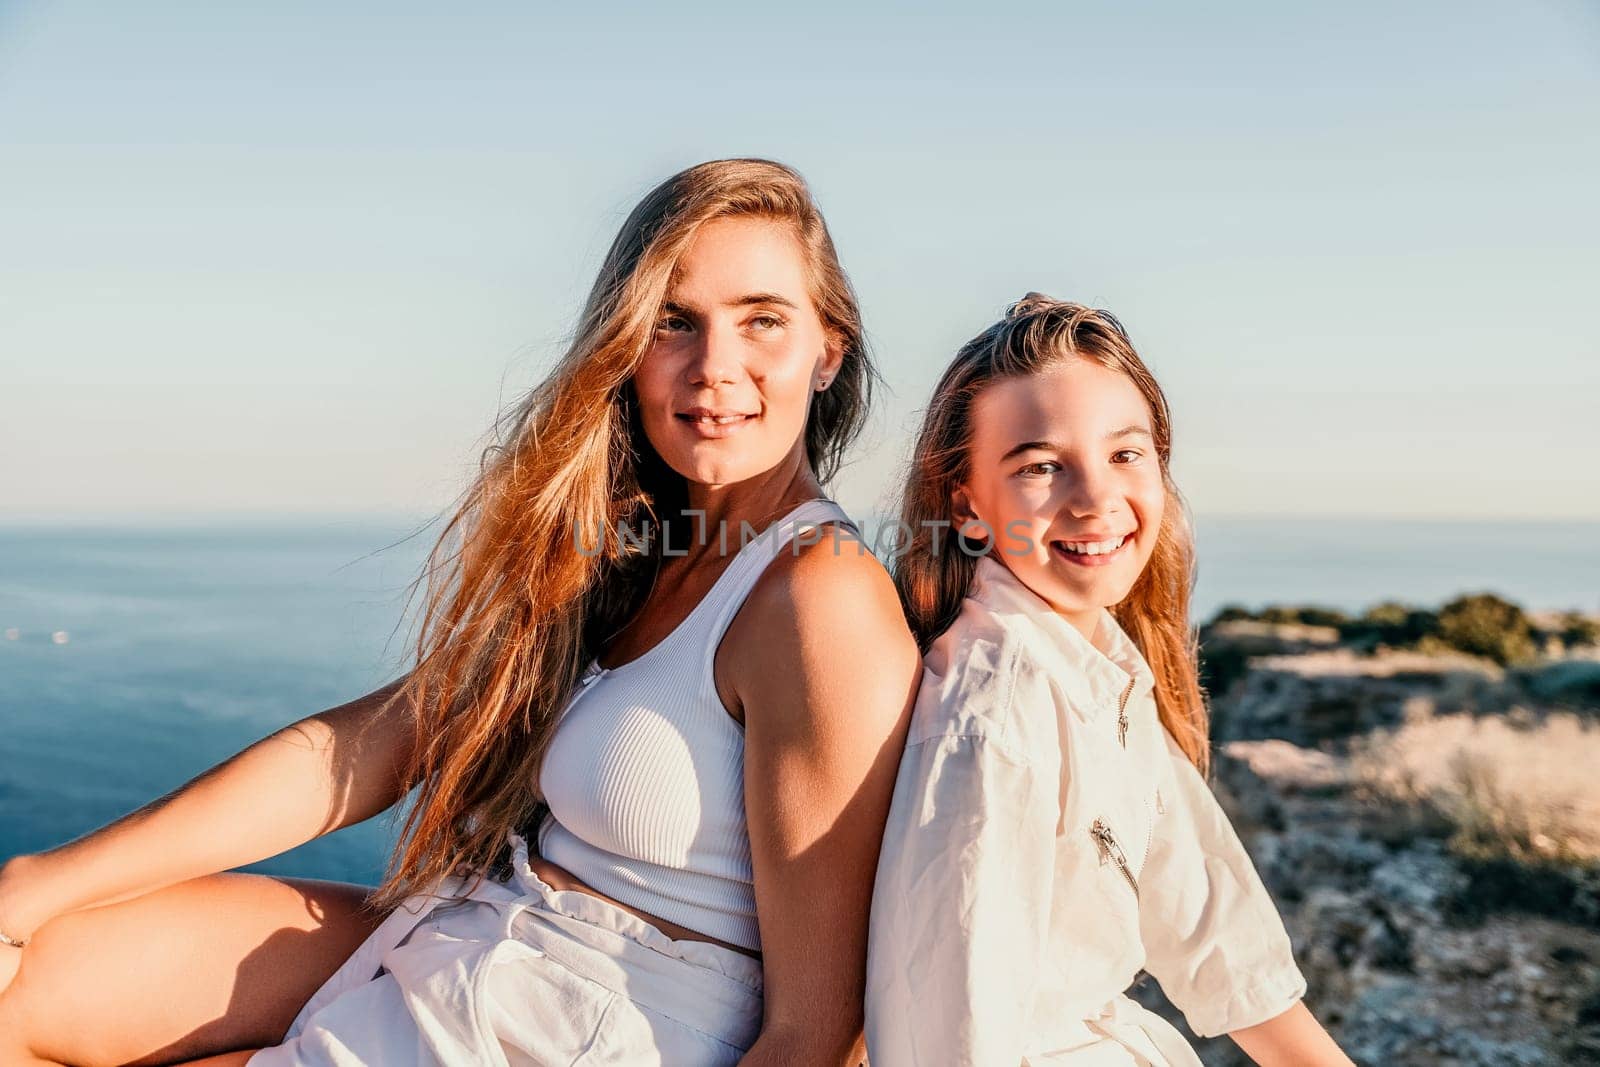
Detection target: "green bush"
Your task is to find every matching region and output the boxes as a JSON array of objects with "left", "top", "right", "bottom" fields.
[
  {"left": 1559, "top": 612, "right": 1600, "bottom": 649},
  {"left": 1206, "top": 593, "right": 1569, "bottom": 666},
  {"left": 1435, "top": 592, "right": 1537, "bottom": 666},
  {"left": 1205, "top": 603, "right": 1349, "bottom": 629},
  {"left": 1362, "top": 601, "right": 1412, "bottom": 628},
  {"left": 1250, "top": 604, "right": 1349, "bottom": 627},
  {"left": 1294, "top": 606, "right": 1350, "bottom": 628},
  {"left": 1211, "top": 604, "right": 1255, "bottom": 624},
  {"left": 1257, "top": 605, "right": 1302, "bottom": 625},
  {"left": 1340, "top": 600, "right": 1440, "bottom": 650}
]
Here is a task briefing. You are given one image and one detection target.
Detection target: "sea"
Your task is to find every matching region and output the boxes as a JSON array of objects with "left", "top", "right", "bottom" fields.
[{"left": 2, "top": 516, "right": 1596, "bottom": 885}]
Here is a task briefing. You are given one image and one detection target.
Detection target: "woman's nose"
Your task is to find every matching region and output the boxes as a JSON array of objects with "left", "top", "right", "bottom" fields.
[{"left": 685, "top": 323, "right": 742, "bottom": 387}]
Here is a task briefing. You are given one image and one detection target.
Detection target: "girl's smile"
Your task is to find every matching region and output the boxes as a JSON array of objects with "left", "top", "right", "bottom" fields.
[{"left": 1049, "top": 530, "right": 1135, "bottom": 567}]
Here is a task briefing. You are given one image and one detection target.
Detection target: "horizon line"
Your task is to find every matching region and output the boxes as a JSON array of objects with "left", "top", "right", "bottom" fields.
[{"left": 2, "top": 510, "right": 1599, "bottom": 528}]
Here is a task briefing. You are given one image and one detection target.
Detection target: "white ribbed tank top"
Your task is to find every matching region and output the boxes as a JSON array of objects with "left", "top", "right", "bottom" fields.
[{"left": 537, "top": 497, "right": 857, "bottom": 951}]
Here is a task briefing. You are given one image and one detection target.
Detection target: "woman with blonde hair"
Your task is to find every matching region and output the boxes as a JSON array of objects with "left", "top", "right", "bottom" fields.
[{"left": 0, "top": 158, "right": 920, "bottom": 1066}]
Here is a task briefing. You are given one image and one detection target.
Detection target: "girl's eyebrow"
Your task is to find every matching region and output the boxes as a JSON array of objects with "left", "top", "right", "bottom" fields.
[
  {"left": 997, "top": 426, "right": 1152, "bottom": 462},
  {"left": 999, "top": 439, "right": 1059, "bottom": 462}
]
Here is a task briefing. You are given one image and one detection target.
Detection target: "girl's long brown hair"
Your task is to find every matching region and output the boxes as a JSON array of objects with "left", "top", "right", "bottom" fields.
[
  {"left": 364, "top": 159, "right": 877, "bottom": 912},
  {"left": 893, "top": 293, "right": 1210, "bottom": 773}
]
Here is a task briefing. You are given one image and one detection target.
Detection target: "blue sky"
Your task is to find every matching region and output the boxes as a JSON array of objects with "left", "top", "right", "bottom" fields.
[{"left": 2, "top": 1, "right": 1596, "bottom": 520}]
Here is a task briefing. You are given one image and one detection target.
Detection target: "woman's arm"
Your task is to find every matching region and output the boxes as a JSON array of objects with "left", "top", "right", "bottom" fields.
[
  {"left": 728, "top": 538, "right": 920, "bottom": 1066},
  {"left": 0, "top": 676, "right": 419, "bottom": 941},
  {"left": 1230, "top": 1000, "right": 1354, "bottom": 1066}
]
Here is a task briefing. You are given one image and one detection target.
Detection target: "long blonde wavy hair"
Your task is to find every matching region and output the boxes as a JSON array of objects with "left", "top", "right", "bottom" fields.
[
  {"left": 364, "top": 159, "right": 877, "bottom": 912},
  {"left": 893, "top": 293, "right": 1210, "bottom": 773}
]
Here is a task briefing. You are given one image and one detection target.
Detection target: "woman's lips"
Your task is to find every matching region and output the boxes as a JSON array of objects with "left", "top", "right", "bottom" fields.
[
  {"left": 675, "top": 411, "right": 759, "bottom": 439},
  {"left": 1049, "top": 532, "right": 1132, "bottom": 568}
]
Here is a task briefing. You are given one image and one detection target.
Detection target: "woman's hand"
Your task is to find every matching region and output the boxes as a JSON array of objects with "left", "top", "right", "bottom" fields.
[
  {"left": 0, "top": 852, "right": 53, "bottom": 996},
  {"left": 0, "top": 852, "right": 52, "bottom": 947}
]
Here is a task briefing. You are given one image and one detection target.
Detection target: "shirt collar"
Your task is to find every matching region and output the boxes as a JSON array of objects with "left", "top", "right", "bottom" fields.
[{"left": 968, "top": 554, "right": 1156, "bottom": 713}]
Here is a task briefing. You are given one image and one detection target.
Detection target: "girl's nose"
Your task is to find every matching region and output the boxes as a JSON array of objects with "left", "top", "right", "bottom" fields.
[{"left": 1060, "top": 464, "right": 1120, "bottom": 518}]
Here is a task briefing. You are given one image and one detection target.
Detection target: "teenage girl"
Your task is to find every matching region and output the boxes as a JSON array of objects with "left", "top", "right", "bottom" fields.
[{"left": 864, "top": 295, "right": 1353, "bottom": 1066}]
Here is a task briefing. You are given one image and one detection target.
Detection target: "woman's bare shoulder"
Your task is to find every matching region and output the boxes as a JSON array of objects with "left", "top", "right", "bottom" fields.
[
  {"left": 748, "top": 522, "right": 908, "bottom": 638},
  {"left": 726, "top": 522, "right": 918, "bottom": 711}
]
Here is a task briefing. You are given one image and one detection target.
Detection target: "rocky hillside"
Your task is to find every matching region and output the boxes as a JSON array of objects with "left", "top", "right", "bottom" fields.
[{"left": 1131, "top": 596, "right": 1600, "bottom": 1065}]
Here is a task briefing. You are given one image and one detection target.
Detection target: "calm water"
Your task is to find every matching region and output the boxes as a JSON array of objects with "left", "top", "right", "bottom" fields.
[{"left": 2, "top": 516, "right": 1596, "bottom": 883}]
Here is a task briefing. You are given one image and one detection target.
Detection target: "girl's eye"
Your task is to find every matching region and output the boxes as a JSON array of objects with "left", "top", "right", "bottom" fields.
[
  {"left": 749, "top": 314, "right": 784, "bottom": 331},
  {"left": 656, "top": 315, "right": 692, "bottom": 333},
  {"left": 1112, "top": 449, "right": 1143, "bottom": 463},
  {"left": 1017, "top": 461, "right": 1060, "bottom": 477}
]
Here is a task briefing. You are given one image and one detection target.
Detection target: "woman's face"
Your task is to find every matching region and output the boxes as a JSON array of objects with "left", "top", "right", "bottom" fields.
[
  {"left": 633, "top": 216, "right": 841, "bottom": 489},
  {"left": 957, "top": 358, "right": 1166, "bottom": 640}
]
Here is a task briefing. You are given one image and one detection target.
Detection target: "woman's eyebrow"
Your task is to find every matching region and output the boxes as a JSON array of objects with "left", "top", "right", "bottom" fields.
[
  {"left": 727, "top": 292, "right": 799, "bottom": 309},
  {"left": 661, "top": 293, "right": 800, "bottom": 316}
]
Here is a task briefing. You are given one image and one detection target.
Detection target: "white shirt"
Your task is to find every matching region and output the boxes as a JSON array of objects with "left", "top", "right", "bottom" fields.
[
  {"left": 865, "top": 555, "right": 1306, "bottom": 1066},
  {"left": 537, "top": 498, "right": 854, "bottom": 952}
]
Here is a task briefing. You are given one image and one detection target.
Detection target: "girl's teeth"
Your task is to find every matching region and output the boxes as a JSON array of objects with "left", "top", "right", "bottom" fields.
[{"left": 1061, "top": 534, "right": 1128, "bottom": 556}]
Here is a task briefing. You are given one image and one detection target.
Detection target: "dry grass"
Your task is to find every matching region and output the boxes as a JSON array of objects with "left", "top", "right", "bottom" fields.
[{"left": 1352, "top": 711, "right": 1600, "bottom": 866}]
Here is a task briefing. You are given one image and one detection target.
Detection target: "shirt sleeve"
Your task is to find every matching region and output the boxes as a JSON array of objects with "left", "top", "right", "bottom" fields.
[
  {"left": 1137, "top": 727, "right": 1308, "bottom": 1037},
  {"left": 865, "top": 732, "right": 1057, "bottom": 1067}
]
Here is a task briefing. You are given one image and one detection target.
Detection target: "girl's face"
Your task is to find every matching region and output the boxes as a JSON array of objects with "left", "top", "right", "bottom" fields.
[
  {"left": 956, "top": 358, "right": 1165, "bottom": 643},
  {"left": 633, "top": 216, "right": 841, "bottom": 489}
]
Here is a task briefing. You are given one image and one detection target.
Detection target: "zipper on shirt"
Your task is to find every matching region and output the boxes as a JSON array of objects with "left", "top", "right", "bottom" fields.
[
  {"left": 1115, "top": 676, "right": 1135, "bottom": 748},
  {"left": 1140, "top": 794, "right": 1155, "bottom": 872},
  {"left": 1089, "top": 817, "right": 1140, "bottom": 899}
]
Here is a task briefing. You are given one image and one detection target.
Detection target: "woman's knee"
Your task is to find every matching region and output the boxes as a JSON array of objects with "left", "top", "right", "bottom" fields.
[
  {"left": 0, "top": 945, "right": 20, "bottom": 998},
  {"left": 0, "top": 944, "right": 50, "bottom": 1063},
  {"left": 0, "top": 908, "right": 108, "bottom": 1063}
]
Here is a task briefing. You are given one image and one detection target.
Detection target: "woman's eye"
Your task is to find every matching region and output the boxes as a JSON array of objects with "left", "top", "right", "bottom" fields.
[
  {"left": 656, "top": 315, "right": 691, "bottom": 333},
  {"left": 1017, "top": 461, "right": 1060, "bottom": 477},
  {"left": 1112, "top": 449, "right": 1143, "bottom": 463},
  {"left": 749, "top": 314, "right": 784, "bottom": 331}
]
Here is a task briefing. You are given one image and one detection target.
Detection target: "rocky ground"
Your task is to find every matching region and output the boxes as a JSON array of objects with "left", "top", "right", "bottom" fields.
[{"left": 1130, "top": 620, "right": 1600, "bottom": 1066}]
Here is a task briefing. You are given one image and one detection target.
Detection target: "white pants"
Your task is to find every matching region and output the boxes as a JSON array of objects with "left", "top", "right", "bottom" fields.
[
  {"left": 1022, "top": 994, "right": 1203, "bottom": 1066},
  {"left": 248, "top": 832, "right": 764, "bottom": 1066}
]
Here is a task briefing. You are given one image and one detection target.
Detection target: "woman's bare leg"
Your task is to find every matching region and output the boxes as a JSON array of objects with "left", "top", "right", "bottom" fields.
[{"left": 0, "top": 870, "right": 389, "bottom": 1067}]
